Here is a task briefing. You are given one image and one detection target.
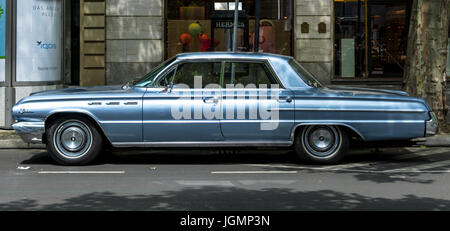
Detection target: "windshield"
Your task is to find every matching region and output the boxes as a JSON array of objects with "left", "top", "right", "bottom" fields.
[
  {"left": 132, "top": 57, "right": 176, "bottom": 87},
  {"left": 288, "top": 59, "right": 323, "bottom": 88}
]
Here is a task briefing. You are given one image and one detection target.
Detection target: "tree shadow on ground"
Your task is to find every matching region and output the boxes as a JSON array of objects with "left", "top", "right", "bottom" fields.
[{"left": 0, "top": 187, "right": 449, "bottom": 211}]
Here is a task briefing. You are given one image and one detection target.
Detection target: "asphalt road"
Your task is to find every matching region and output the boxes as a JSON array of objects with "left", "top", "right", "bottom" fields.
[{"left": 1, "top": 147, "right": 450, "bottom": 211}]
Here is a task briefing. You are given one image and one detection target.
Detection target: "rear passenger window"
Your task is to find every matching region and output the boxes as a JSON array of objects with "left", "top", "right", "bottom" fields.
[{"left": 224, "top": 62, "right": 276, "bottom": 88}]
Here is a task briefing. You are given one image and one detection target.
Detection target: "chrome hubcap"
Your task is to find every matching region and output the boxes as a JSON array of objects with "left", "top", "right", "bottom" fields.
[
  {"left": 310, "top": 128, "right": 334, "bottom": 151},
  {"left": 61, "top": 127, "right": 87, "bottom": 152},
  {"left": 304, "top": 126, "right": 340, "bottom": 158},
  {"left": 55, "top": 121, "right": 92, "bottom": 158}
]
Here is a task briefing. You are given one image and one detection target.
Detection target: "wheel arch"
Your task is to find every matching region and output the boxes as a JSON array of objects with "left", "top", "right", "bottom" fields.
[
  {"left": 291, "top": 123, "right": 366, "bottom": 141},
  {"left": 44, "top": 111, "right": 112, "bottom": 146}
]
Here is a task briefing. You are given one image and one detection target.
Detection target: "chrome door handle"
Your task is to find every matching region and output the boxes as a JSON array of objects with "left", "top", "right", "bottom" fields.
[
  {"left": 277, "top": 96, "right": 293, "bottom": 103},
  {"left": 203, "top": 97, "right": 219, "bottom": 104}
]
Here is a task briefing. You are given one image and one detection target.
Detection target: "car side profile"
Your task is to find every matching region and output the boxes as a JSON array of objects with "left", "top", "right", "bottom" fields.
[{"left": 12, "top": 52, "right": 438, "bottom": 165}]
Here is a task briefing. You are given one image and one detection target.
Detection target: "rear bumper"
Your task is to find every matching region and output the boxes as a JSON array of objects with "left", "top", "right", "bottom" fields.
[
  {"left": 12, "top": 122, "right": 45, "bottom": 144},
  {"left": 426, "top": 112, "right": 438, "bottom": 137}
]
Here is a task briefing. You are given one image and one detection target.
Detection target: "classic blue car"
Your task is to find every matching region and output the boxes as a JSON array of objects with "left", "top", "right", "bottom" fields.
[{"left": 12, "top": 52, "right": 438, "bottom": 165}]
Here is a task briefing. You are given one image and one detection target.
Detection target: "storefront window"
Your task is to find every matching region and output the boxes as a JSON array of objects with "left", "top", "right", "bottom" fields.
[
  {"left": 16, "top": 0, "right": 62, "bottom": 82},
  {"left": 166, "top": 0, "right": 293, "bottom": 58},
  {"left": 334, "top": 0, "right": 411, "bottom": 79}
]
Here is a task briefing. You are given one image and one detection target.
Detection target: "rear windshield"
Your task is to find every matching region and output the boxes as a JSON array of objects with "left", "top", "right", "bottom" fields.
[{"left": 288, "top": 59, "right": 323, "bottom": 88}]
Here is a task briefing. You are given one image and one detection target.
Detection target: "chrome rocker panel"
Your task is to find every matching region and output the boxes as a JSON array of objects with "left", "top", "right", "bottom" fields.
[{"left": 112, "top": 141, "right": 293, "bottom": 148}]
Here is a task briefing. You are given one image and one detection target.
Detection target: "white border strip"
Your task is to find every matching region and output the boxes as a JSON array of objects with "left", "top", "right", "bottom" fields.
[
  {"left": 38, "top": 171, "right": 125, "bottom": 174},
  {"left": 211, "top": 171, "right": 298, "bottom": 174}
]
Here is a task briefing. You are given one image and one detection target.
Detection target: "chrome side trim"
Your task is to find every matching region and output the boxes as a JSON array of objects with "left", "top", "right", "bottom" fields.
[
  {"left": 296, "top": 120, "right": 424, "bottom": 124},
  {"left": 272, "top": 108, "right": 426, "bottom": 113},
  {"left": 112, "top": 141, "right": 293, "bottom": 148},
  {"left": 100, "top": 120, "right": 295, "bottom": 124},
  {"left": 12, "top": 122, "right": 46, "bottom": 144},
  {"left": 100, "top": 120, "right": 423, "bottom": 125}
]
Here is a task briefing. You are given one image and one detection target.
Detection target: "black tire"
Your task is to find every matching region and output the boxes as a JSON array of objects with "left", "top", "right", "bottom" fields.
[
  {"left": 46, "top": 116, "right": 103, "bottom": 166},
  {"left": 294, "top": 125, "right": 348, "bottom": 164}
]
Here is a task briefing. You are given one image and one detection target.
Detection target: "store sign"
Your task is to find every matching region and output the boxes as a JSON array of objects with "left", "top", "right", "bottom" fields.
[
  {"left": 16, "top": 0, "right": 62, "bottom": 82},
  {"left": 215, "top": 21, "right": 245, "bottom": 29},
  {"left": 0, "top": 0, "right": 6, "bottom": 83}
]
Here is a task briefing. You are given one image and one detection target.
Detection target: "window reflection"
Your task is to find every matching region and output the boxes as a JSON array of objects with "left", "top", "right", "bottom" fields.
[{"left": 166, "top": 0, "right": 293, "bottom": 57}]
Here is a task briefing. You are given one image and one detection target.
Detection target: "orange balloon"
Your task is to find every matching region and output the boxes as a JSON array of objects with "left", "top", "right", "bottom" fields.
[
  {"left": 180, "top": 33, "right": 192, "bottom": 45},
  {"left": 198, "top": 33, "right": 208, "bottom": 42}
]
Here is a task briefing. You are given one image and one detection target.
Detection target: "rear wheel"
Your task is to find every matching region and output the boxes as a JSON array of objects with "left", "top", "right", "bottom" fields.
[
  {"left": 294, "top": 125, "right": 348, "bottom": 164},
  {"left": 46, "top": 116, "right": 103, "bottom": 165}
]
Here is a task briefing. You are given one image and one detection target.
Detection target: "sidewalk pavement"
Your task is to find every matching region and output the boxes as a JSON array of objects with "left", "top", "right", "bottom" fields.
[
  {"left": 0, "top": 130, "right": 45, "bottom": 149},
  {"left": 0, "top": 129, "right": 449, "bottom": 149}
]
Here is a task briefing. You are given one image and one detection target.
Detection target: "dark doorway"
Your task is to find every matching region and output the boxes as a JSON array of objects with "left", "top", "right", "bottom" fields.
[{"left": 70, "top": 0, "right": 80, "bottom": 85}]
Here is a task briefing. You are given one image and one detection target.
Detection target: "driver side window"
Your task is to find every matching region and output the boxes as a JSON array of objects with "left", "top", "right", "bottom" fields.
[{"left": 159, "top": 62, "right": 222, "bottom": 88}]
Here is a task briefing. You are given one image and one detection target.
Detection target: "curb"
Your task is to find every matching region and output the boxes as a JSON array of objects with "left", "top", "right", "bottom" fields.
[{"left": 421, "top": 135, "right": 450, "bottom": 147}]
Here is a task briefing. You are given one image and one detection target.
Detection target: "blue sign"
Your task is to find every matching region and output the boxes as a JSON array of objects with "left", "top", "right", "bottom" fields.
[{"left": 0, "top": 0, "right": 5, "bottom": 59}]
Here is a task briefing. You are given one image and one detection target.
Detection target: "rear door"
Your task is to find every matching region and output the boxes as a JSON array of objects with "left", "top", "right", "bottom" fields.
[{"left": 220, "top": 60, "right": 295, "bottom": 141}]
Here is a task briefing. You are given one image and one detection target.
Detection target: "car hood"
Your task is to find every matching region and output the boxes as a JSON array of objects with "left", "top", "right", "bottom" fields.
[
  {"left": 17, "top": 85, "right": 147, "bottom": 104},
  {"left": 29, "top": 85, "right": 125, "bottom": 96}
]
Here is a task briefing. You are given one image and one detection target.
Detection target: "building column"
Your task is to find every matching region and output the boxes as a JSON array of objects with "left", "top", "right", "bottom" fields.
[
  {"left": 105, "top": 0, "right": 164, "bottom": 85},
  {"left": 294, "top": 0, "right": 333, "bottom": 85},
  {"left": 80, "top": 0, "right": 106, "bottom": 86}
]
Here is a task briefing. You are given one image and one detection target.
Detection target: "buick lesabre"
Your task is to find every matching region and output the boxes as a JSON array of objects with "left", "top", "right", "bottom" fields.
[{"left": 12, "top": 52, "right": 438, "bottom": 165}]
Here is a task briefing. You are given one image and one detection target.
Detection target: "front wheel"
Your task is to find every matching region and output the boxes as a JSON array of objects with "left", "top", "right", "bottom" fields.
[
  {"left": 46, "top": 116, "right": 103, "bottom": 165},
  {"left": 294, "top": 125, "right": 348, "bottom": 164}
]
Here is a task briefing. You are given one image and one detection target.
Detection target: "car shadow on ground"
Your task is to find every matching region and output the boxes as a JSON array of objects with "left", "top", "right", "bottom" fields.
[
  {"left": 20, "top": 147, "right": 445, "bottom": 166},
  {"left": 20, "top": 148, "right": 381, "bottom": 166}
]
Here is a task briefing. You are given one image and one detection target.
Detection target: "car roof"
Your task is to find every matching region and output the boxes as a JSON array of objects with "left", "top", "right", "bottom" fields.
[
  {"left": 175, "top": 52, "right": 292, "bottom": 62},
  {"left": 173, "top": 52, "right": 308, "bottom": 88}
]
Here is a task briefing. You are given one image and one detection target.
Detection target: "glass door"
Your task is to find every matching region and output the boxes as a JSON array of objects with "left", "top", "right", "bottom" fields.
[
  {"left": 334, "top": 0, "right": 366, "bottom": 78},
  {"left": 368, "top": 0, "right": 411, "bottom": 78}
]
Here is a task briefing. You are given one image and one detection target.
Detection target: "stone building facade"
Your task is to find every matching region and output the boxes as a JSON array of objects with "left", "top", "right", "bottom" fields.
[{"left": 2, "top": 0, "right": 450, "bottom": 128}]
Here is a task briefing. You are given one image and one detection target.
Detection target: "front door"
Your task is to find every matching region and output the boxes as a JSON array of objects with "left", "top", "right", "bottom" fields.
[{"left": 143, "top": 61, "right": 223, "bottom": 142}]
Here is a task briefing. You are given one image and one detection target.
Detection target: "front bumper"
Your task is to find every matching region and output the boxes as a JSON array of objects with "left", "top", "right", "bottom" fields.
[
  {"left": 12, "top": 122, "right": 45, "bottom": 144},
  {"left": 426, "top": 112, "right": 438, "bottom": 137}
]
